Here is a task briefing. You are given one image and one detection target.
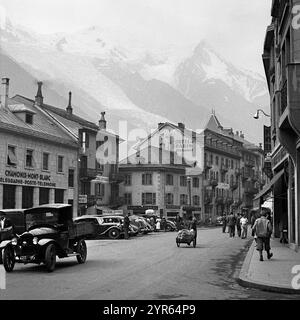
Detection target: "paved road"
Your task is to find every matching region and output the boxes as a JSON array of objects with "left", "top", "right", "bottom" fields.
[{"left": 0, "top": 228, "right": 299, "bottom": 300}]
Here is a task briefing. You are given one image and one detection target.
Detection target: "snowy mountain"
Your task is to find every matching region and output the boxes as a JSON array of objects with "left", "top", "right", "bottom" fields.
[{"left": 0, "top": 16, "right": 269, "bottom": 143}]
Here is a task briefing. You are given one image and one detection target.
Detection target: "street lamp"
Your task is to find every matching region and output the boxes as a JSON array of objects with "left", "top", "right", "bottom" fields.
[{"left": 253, "top": 109, "right": 270, "bottom": 119}]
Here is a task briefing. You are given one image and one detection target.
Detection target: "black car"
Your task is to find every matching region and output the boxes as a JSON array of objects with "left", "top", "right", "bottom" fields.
[{"left": 0, "top": 204, "right": 94, "bottom": 273}]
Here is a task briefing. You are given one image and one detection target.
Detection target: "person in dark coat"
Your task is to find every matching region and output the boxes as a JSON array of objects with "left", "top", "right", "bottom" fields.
[
  {"left": 236, "top": 213, "right": 242, "bottom": 238},
  {"left": 189, "top": 217, "right": 198, "bottom": 242},
  {"left": 123, "top": 214, "right": 130, "bottom": 240},
  {"left": 222, "top": 214, "right": 227, "bottom": 233},
  {"left": 227, "top": 213, "right": 236, "bottom": 238}
]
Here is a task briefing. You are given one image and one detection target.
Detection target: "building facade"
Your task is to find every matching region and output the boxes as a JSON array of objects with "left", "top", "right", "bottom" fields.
[
  {"left": 13, "top": 83, "right": 123, "bottom": 216},
  {"left": 119, "top": 115, "right": 265, "bottom": 221},
  {"left": 262, "top": 0, "right": 300, "bottom": 250},
  {"left": 0, "top": 78, "right": 79, "bottom": 216}
]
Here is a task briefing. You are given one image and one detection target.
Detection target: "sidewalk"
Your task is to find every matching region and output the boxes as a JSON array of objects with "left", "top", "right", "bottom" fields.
[{"left": 238, "top": 239, "right": 300, "bottom": 294}]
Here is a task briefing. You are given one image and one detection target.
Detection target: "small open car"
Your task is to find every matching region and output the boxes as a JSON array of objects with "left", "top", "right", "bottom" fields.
[
  {"left": 176, "top": 229, "right": 196, "bottom": 248},
  {"left": 0, "top": 204, "right": 94, "bottom": 273}
]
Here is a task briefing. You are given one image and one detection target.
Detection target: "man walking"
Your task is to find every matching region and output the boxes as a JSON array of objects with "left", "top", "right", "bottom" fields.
[
  {"left": 240, "top": 214, "right": 248, "bottom": 239},
  {"left": 222, "top": 214, "right": 227, "bottom": 233},
  {"left": 123, "top": 213, "right": 130, "bottom": 240},
  {"left": 252, "top": 209, "right": 273, "bottom": 261},
  {"left": 227, "top": 213, "right": 236, "bottom": 238},
  {"left": 236, "top": 213, "right": 242, "bottom": 238}
]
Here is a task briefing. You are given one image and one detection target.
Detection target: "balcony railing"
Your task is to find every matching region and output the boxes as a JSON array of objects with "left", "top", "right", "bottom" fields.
[
  {"left": 80, "top": 168, "right": 98, "bottom": 180},
  {"left": 110, "top": 173, "right": 125, "bottom": 184},
  {"left": 280, "top": 80, "right": 287, "bottom": 115}
]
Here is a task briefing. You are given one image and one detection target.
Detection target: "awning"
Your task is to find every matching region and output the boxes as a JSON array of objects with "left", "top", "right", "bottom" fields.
[{"left": 254, "top": 169, "right": 285, "bottom": 201}]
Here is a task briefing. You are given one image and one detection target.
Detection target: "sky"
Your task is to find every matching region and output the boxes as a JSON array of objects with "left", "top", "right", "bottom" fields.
[{"left": 0, "top": 0, "right": 272, "bottom": 74}]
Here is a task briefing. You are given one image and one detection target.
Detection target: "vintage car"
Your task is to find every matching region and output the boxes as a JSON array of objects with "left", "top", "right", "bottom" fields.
[
  {"left": 0, "top": 209, "right": 26, "bottom": 265},
  {"left": 0, "top": 204, "right": 94, "bottom": 273},
  {"left": 74, "top": 215, "right": 138, "bottom": 239}
]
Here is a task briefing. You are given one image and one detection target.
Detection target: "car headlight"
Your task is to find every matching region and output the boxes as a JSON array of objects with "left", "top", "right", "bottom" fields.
[
  {"left": 12, "top": 238, "right": 18, "bottom": 245},
  {"left": 33, "top": 237, "right": 38, "bottom": 245}
]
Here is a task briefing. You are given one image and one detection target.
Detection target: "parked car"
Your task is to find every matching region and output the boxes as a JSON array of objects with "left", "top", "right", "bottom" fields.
[
  {"left": 0, "top": 209, "right": 26, "bottom": 265},
  {"left": 0, "top": 204, "right": 93, "bottom": 273},
  {"left": 74, "top": 215, "right": 138, "bottom": 239}
]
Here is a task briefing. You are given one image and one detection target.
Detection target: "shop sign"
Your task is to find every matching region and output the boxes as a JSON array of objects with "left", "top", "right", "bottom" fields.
[{"left": 0, "top": 170, "right": 56, "bottom": 188}]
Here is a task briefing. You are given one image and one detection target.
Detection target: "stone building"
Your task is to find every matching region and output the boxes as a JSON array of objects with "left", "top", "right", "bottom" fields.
[
  {"left": 261, "top": 0, "right": 300, "bottom": 250},
  {"left": 0, "top": 78, "right": 79, "bottom": 216}
]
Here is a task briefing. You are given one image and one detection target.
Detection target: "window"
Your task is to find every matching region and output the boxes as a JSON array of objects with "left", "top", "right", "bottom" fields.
[
  {"left": 26, "top": 149, "right": 34, "bottom": 168},
  {"left": 210, "top": 154, "right": 213, "bottom": 165},
  {"left": 3, "top": 185, "right": 16, "bottom": 209},
  {"left": 25, "top": 113, "right": 33, "bottom": 124},
  {"left": 39, "top": 188, "right": 50, "bottom": 205},
  {"left": 165, "top": 193, "right": 174, "bottom": 205},
  {"left": 96, "top": 184, "right": 105, "bottom": 197},
  {"left": 57, "top": 156, "right": 64, "bottom": 173},
  {"left": 180, "top": 194, "right": 188, "bottom": 205},
  {"left": 193, "top": 177, "right": 199, "bottom": 188},
  {"left": 216, "top": 156, "right": 219, "bottom": 166},
  {"left": 68, "top": 169, "right": 75, "bottom": 188},
  {"left": 142, "top": 193, "right": 156, "bottom": 205},
  {"left": 22, "top": 186, "right": 34, "bottom": 209},
  {"left": 7, "top": 145, "right": 17, "bottom": 166},
  {"left": 231, "top": 160, "right": 234, "bottom": 169},
  {"left": 55, "top": 189, "right": 64, "bottom": 203},
  {"left": 193, "top": 195, "right": 200, "bottom": 206},
  {"left": 166, "top": 174, "right": 174, "bottom": 186},
  {"left": 124, "top": 174, "right": 132, "bottom": 186},
  {"left": 180, "top": 176, "right": 187, "bottom": 187},
  {"left": 42, "top": 153, "right": 49, "bottom": 171},
  {"left": 142, "top": 173, "right": 152, "bottom": 185},
  {"left": 124, "top": 193, "right": 132, "bottom": 205}
]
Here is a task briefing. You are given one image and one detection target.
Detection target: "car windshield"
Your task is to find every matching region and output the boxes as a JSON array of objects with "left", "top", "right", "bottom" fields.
[{"left": 26, "top": 211, "right": 60, "bottom": 230}]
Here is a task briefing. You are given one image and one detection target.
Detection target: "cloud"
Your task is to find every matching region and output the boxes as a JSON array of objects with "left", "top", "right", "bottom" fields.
[{"left": 0, "top": 0, "right": 271, "bottom": 73}]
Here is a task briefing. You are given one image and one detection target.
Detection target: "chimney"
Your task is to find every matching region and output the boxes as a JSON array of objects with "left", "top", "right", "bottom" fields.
[
  {"left": 236, "top": 131, "right": 239, "bottom": 136},
  {"left": 99, "top": 112, "right": 107, "bottom": 130},
  {"left": 66, "top": 91, "right": 73, "bottom": 115},
  {"left": 240, "top": 131, "right": 245, "bottom": 139},
  {"left": 35, "top": 81, "right": 44, "bottom": 106},
  {"left": 0, "top": 78, "right": 9, "bottom": 109},
  {"left": 178, "top": 123, "right": 185, "bottom": 130}
]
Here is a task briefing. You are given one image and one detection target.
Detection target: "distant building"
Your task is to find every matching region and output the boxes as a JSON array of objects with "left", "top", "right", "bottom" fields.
[
  {"left": 119, "top": 114, "right": 265, "bottom": 221},
  {"left": 261, "top": 0, "right": 300, "bottom": 250},
  {"left": 0, "top": 79, "right": 79, "bottom": 216},
  {"left": 12, "top": 83, "right": 123, "bottom": 216}
]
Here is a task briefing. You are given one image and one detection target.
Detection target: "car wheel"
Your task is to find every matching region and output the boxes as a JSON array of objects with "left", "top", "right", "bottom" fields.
[
  {"left": 3, "top": 246, "right": 15, "bottom": 272},
  {"left": 44, "top": 244, "right": 56, "bottom": 272},
  {"left": 76, "top": 240, "right": 87, "bottom": 264},
  {"left": 108, "top": 228, "right": 120, "bottom": 240}
]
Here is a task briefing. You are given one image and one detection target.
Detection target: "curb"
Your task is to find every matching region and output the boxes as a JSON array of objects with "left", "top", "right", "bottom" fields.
[{"left": 237, "top": 242, "right": 300, "bottom": 295}]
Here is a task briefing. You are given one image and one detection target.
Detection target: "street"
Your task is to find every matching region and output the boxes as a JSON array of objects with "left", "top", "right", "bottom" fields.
[{"left": 0, "top": 227, "right": 299, "bottom": 300}]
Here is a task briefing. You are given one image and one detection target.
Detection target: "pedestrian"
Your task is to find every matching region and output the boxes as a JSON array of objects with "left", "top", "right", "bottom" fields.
[
  {"left": 236, "top": 213, "right": 241, "bottom": 238},
  {"left": 240, "top": 214, "right": 248, "bottom": 239},
  {"left": 279, "top": 216, "right": 288, "bottom": 244},
  {"left": 123, "top": 213, "right": 130, "bottom": 240},
  {"left": 189, "top": 217, "right": 198, "bottom": 245},
  {"left": 227, "top": 212, "right": 236, "bottom": 238},
  {"left": 252, "top": 209, "right": 273, "bottom": 261},
  {"left": 222, "top": 214, "right": 227, "bottom": 233},
  {"left": 0, "top": 213, "right": 14, "bottom": 242}
]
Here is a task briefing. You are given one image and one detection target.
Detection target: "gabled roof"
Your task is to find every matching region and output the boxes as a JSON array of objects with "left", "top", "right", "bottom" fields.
[
  {"left": 0, "top": 98, "right": 78, "bottom": 148},
  {"left": 204, "top": 113, "right": 223, "bottom": 132}
]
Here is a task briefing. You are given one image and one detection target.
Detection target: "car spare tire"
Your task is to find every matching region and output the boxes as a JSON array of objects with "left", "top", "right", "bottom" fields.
[
  {"left": 3, "top": 246, "right": 15, "bottom": 272},
  {"left": 76, "top": 239, "right": 87, "bottom": 264},
  {"left": 108, "top": 228, "right": 120, "bottom": 240}
]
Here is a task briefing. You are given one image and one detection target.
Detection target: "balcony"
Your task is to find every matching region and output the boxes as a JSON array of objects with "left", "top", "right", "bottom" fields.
[
  {"left": 110, "top": 173, "right": 125, "bottom": 184},
  {"left": 230, "top": 182, "right": 238, "bottom": 191},
  {"left": 280, "top": 80, "right": 287, "bottom": 115},
  {"left": 244, "top": 159, "right": 255, "bottom": 168},
  {"left": 209, "top": 179, "right": 218, "bottom": 188},
  {"left": 80, "top": 168, "right": 98, "bottom": 180},
  {"left": 221, "top": 164, "right": 228, "bottom": 173},
  {"left": 205, "top": 161, "right": 213, "bottom": 170}
]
